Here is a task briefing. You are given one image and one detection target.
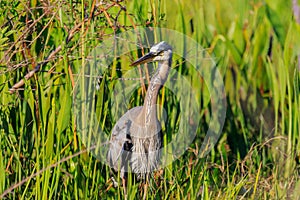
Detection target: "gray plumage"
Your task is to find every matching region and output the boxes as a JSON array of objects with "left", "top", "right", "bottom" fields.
[{"left": 107, "top": 41, "right": 172, "bottom": 180}]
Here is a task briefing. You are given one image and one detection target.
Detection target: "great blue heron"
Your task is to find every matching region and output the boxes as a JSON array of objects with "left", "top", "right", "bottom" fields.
[{"left": 107, "top": 41, "right": 172, "bottom": 195}]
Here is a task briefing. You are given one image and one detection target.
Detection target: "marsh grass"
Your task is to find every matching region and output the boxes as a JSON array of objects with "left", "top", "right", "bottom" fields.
[{"left": 0, "top": 0, "right": 299, "bottom": 199}]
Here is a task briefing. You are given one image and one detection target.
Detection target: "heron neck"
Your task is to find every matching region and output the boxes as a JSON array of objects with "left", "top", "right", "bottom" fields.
[{"left": 142, "top": 59, "right": 170, "bottom": 124}]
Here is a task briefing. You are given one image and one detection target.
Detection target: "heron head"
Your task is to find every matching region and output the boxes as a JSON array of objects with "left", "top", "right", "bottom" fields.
[{"left": 131, "top": 41, "right": 172, "bottom": 66}]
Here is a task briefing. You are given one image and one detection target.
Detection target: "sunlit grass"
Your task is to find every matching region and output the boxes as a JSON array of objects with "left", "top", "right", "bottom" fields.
[{"left": 0, "top": 0, "right": 299, "bottom": 199}]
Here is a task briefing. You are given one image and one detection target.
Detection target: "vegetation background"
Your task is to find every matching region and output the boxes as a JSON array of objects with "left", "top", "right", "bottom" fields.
[{"left": 0, "top": 0, "right": 299, "bottom": 199}]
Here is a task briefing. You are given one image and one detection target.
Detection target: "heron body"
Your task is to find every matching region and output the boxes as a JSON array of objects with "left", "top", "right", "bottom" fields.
[{"left": 107, "top": 41, "right": 172, "bottom": 181}]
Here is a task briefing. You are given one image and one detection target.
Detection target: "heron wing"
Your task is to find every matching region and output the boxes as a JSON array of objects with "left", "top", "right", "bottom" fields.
[{"left": 107, "top": 106, "right": 143, "bottom": 177}]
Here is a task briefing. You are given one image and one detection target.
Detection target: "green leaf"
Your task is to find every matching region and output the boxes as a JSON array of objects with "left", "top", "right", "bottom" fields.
[
  {"left": 0, "top": 38, "right": 9, "bottom": 45},
  {"left": 266, "top": 4, "right": 287, "bottom": 47},
  {"left": 56, "top": 83, "right": 71, "bottom": 134}
]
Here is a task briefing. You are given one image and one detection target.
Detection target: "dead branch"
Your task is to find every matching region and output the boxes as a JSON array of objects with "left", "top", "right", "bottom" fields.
[{"left": 9, "top": 1, "right": 119, "bottom": 94}]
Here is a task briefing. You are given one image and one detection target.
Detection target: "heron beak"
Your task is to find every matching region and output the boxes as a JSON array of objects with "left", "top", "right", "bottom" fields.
[{"left": 130, "top": 52, "right": 156, "bottom": 66}]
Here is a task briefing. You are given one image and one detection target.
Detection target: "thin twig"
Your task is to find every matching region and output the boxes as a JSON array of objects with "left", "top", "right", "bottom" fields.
[
  {"left": 0, "top": 145, "right": 100, "bottom": 198},
  {"left": 9, "top": 2, "right": 116, "bottom": 94}
]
